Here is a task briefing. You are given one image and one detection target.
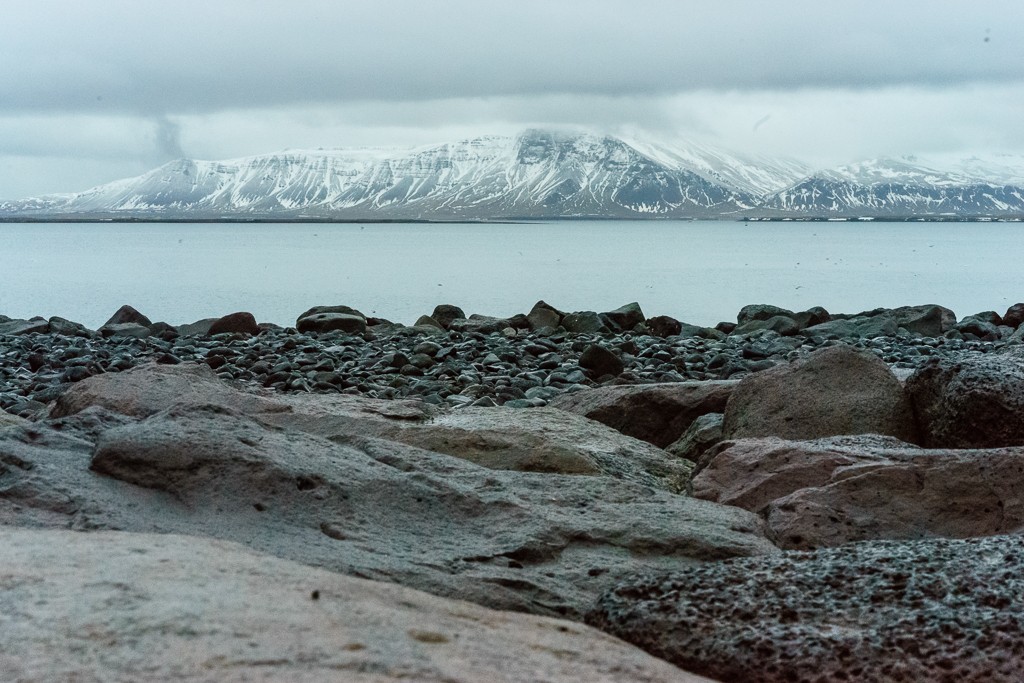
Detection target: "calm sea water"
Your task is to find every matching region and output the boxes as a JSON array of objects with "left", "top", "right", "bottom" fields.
[{"left": 2, "top": 220, "right": 1022, "bottom": 329}]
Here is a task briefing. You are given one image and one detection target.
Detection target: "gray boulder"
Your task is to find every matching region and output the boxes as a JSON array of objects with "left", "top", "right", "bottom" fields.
[
  {"left": 0, "top": 318, "right": 49, "bottom": 336},
  {"left": 430, "top": 304, "right": 466, "bottom": 329},
  {"left": 33, "top": 364, "right": 776, "bottom": 618},
  {"left": 954, "top": 314, "right": 1000, "bottom": 340},
  {"left": 804, "top": 315, "right": 897, "bottom": 339},
  {"left": 722, "top": 345, "right": 919, "bottom": 443},
  {"left": 907, "top": 353, "right": 1024, "bottom": 447},
  {"left": 1003, "top": 302, "right": 1024, "bottom": 329},
  {"left": 0, "top": 528, "right": 709, "bottom": 683},
  {"left": 414, "top": 314, "right": 445, "bottom": 330},
  {"left": 98, "top": 322, "right": 152, "bottom": 339},
  {"left": 587, "top": 534, "right": 1024, "bottom": 682},
  {"left": 732, "top": 315, "right": 800, "bottom": 336},
  {"left": 561, "top": 311, "right": 608, "bottom": 334},
  {"left": 176, "top": 317, "right": 218, "bottom": 336},
  {"left": 736, "top": 304, "right": 795, "bottom": 325},
  {"left": 645, "top": 315, "right": 682, "bottom": 337},
  {"left": 102, "top": 304, "right": 152, "bottom": 328},
  {"left": 666, "top": 413, "right": 723, "bottom": 463},
  {"left": 791, "top": 306, "right": 830, "bottom": 329},
  {"left": 296, "top": 304, "right": 366, "bottom": 320},
  {"left": 296, "top": 312, "right": 367, "bottom": 335},
  {"left": 47, "top": 316, "right": 93, "bottom": 337},
  {"left": 600, "top": 302, "right": 644, "bottom": 332},
  {"left": 579, "top": 344, "right": 624, "bottom": 378}
]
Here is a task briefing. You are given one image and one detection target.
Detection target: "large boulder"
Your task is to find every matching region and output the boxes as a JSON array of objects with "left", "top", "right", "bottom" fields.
[
  {"left": 51, "top": 362, "right": 289, "bottom": 418},
  {"left": 430, "top": 304, "right": 466, "bottom": 329},
  {"left": 906, "top": 353, "right": 1024, "bottom": 448},
  {"left": 736, "top": 304, "right": 794, "bottom": 325},
  {"left": 692, "top": 435, "right": 1024, "bottom": 548},
  {"left": 891, "top": 304, "right": 957, "bottom": 336},
  {"left": 803, "top": 315, "right": 897, "bottom": 339},
  {"left": 578, "top": 344, "right": 624, "bottom": 378},
  {"left": 0, "top": 318, "right": 49, "bottom": 336},
  {"left": 561, "top": 311, "right": 608, "bottom": 334},
  {"left": 1003, "top": 302, "right": 1024, "bottom": 329},
  {"left": 587, "top": 534, "right": 1024, "bottom": 682},
  {"left": 645, "top": 315, "right": 682, "bottom": 337},
  {"left": 270, "top": 394, "right": 693, "bottom": 493},
  {"left": 0, "top": 528, "right": 710, "bottom": 683},
  {"left": 666, "top": 413, "right": 724, "bottom": 462},
  {"left": 22, "top": 365, "right": 775, "bottom": 619},
  {"left": 600, "top": 302, "right": 644, "bottom": 332},
  {"left": 732, "top": 315, "right": 800, "bottom": 337},
  {"left": 206, "top": 311, "right": 260, "bottom": 336},
  {"left": 296, "top": 312, "right": 367, "bottom": 335},
  {"left": 722, "top": 345, "right": 919, "bottom": 443},
  {"left": 102, "top": 304, "right": 152, "bottom": 328},
  {"left": 550, "top": 381, "right": 736, "bottom": 448}
]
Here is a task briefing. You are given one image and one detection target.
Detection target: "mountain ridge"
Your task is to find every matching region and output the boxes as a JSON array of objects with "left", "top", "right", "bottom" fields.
[{"left": 3, "top": 130, "right": 1023, "bottom": 220}]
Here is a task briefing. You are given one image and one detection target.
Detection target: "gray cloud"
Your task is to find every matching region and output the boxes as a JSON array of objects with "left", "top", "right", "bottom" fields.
[
  {"left": 3, "top": 1, "right": 1024, "bottom": 199},
  {"left": 1, "top": 0, "right": 1021, "bottom": 116},
  {"left": 153, "top": 117, "right": 185, "bottom": 161}
]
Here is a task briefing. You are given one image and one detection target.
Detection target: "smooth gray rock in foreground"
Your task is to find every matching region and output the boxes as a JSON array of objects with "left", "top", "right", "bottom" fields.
[
  {"left": 12, "top": 366, "right": 775, "bottom": 619},
  {"left": 722, "top": 345, "right": 919, "bottom": 443},
  {"left": 588, "top": 534, "right": 1024, "bottom": 682},
  {"left": 0, "top": 528, "right": 710, "bottom": 683}
]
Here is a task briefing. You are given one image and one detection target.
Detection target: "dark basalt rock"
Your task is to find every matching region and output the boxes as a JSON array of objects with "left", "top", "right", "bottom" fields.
[
  {"left": 578, "top": 344, "right": 624, "bottom": 378},
  {"left": 207, "top": 311, "right": 260, "bottom": 336},
  {"left": 587, "top": 534, "right": 1024, "bottom": 682},
  {"left": 429, "top": 304, "right": 466, "bottom": 329},
  {"left": 102, "top": 304, "right": 152, "bottom": 328}
]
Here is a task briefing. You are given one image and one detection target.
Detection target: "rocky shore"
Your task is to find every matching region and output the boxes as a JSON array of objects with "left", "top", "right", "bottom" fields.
[
  {"left": 3, "top": 298, "right": 1024, "bottom": 681},
  {"left": 3, "top": 299, "right": 1022, "bottom": 420}
]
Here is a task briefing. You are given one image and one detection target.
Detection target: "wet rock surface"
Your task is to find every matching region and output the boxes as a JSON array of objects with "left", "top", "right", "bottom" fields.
[{"left": 588, "top": 535, "right": 1024, "bottom": 683}]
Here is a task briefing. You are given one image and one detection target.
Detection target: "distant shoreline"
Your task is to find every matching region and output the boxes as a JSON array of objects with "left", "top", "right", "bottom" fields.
[{"left": 1, "top": 215, "right": 1022, "bottom": 224}]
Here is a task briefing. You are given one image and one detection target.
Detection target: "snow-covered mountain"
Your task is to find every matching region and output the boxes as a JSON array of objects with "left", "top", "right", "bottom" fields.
[
  {"left": 768, "top": 156, "right": 1024, "bottom": 216},
  {"left": 2, "top": 131, "right": 1023, "bottom": 220}
]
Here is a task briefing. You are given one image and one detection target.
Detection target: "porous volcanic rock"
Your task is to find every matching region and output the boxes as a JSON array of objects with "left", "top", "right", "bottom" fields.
[
  {"left": 906, "top": 352, "right": 1024, "bottom": 448},
  {"left": 550, "top": 381, "right": 736, "bottom": 448},
  {"left": 0, "top": 528, "right": 710, "bottom": 683},
  {"left": 694, "top": 435, "right": 1024, "bottom": 549},
  {"left": 722, "top": 345, "right": 919, "bottom": 443},
  {"left": 587, "top": 534, "right": 1024, "bottom": 682}
]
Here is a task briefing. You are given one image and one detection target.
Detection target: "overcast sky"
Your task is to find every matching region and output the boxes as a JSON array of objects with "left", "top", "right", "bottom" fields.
[{"left": 1, "top": 0, "right": 1022, "bottom": 199}]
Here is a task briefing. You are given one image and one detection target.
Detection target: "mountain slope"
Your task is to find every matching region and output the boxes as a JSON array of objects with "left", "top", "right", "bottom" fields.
[
  {"left": 768, "top": 157, "right": 1024, "bottom": 216},
  {"left": 2, "top": 132, "right": 1023, "bottom": 219}
]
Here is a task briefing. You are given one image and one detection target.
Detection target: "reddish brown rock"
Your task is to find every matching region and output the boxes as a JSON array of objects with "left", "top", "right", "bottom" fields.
[
  {"left": 722, "top": 345, "right": 919, "bottom": 443},
  {"left": 549, "top": 381, "right": 736, "bottom": 448}
]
